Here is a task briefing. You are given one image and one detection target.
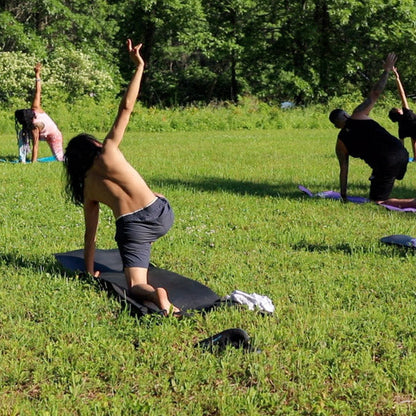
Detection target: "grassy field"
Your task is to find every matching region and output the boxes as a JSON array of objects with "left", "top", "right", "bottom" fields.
[{"left": 1, "top": 121, "right": 416, "bottom": 415}]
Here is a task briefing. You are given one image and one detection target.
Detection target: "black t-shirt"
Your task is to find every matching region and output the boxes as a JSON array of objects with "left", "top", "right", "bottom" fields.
[
  {"left": 398, "top": 107, "right": 416, "bottom": 139},
  {"left": 338, "top": 118, "right": 407, "bottom": 169}
]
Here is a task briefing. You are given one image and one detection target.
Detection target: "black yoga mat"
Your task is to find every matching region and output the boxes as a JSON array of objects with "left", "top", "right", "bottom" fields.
[{"left": 55, "top": 249, "right": 221, "bottom": 315}]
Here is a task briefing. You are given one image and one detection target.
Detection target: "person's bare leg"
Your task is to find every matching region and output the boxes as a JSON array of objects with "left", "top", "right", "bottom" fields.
[
  {"left": 411, "top": 137, "right": 416, "bottom": 161},
  {"left": 124, "top": 267, "right": 180, "bottom": 313},
  {"left": 376, "top": 198, "right": 416, "bottom": 208}
]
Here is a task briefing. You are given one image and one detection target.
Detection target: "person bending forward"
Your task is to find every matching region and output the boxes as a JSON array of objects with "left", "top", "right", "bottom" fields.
[{"left": 329, "top": 53, "right": 409, "bottom": 203}]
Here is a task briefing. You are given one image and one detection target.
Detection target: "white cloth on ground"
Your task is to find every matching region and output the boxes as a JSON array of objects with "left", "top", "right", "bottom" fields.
[{"left": 225, "top": 290, "right": 275, "bottom": 314}]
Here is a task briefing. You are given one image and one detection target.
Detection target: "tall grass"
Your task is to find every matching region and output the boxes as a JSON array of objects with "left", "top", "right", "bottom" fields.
[
  {"left": 0, "top": 92, "right": 410, "bottom": 135},
  {"left": 1, "top": 108, "right": 416, "bottom": 415}
]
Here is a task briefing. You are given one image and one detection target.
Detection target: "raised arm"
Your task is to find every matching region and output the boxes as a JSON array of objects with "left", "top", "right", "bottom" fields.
[
  {"left": 103, "top": 39, "right": 145, "bottom": 148},
  {"left": 393, "top": 67, "right": 409, "bottom": 110},
  {"left": 351, "top": 53, "right": 397, "bottom": 119},
  {"left": 31, "top": 62, "right": 43, "bottom": 112}
]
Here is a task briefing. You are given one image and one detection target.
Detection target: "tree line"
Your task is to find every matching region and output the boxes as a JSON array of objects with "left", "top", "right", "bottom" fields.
[{"left": 1, "top": 0, "right": 416, "bottom": 107}]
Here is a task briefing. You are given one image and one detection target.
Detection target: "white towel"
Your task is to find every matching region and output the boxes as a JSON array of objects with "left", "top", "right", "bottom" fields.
[{"left": 225, "top": 290, "right": 275, "bottom": 314}]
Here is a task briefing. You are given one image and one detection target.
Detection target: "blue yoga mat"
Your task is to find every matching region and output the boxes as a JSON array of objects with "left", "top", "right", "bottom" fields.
[
  {"left": 0, "top": 155, "right": 58, "bottom": 163},
  {"left": 380, "top": 234, "right": 416, "bottom": 248}
]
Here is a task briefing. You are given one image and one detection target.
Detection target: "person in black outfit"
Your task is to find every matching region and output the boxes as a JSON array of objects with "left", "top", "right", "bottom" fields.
[
  {"left": 388, "top": 67, "right": 416, "bottom": 161},
  {"left": 329, "top": 53, "right": 409, "bottom": 203}
]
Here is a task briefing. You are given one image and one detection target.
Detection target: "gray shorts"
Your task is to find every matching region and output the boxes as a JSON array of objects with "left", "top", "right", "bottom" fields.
[{"left": 115, "top": 197, "right": 174, "bottom": 268}]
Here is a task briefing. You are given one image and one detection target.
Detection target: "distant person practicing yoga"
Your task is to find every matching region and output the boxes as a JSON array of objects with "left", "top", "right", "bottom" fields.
[
  {"left": 329, "top": 53, "right": 409, "bottom": 204},
  {"left": 15, "top": 63, "right": 64, "bottom": 163},
  {"left": 388, "top": 67, "right": 416, "bottom": 161},
  {"left": 64, "top": 39, "right": 181, "bottom": 316}
]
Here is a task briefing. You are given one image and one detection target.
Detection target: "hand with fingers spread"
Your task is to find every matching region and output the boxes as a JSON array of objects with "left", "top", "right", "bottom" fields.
[
  {"left": 34, "top": 62, "right": 42, "bottom": 78},
  {"left": 383, "top": 52, "right": 397, "bottom": 72},
  {"left": 127, "top": 39, "right": 144, "bottom": 68}
]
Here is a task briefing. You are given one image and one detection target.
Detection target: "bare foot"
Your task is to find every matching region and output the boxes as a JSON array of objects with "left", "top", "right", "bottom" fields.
[{"left": 155, "top": 287, "right": 181, "bottom": 314}]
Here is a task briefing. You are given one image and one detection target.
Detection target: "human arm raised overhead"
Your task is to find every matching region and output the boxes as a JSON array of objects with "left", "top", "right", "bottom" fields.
[
  {"left": 103, "top": 39, "right": 145, "bottom": 150},
  {"left": 392, "top": 66, "right": 409, "bottom": 110},
  {"left": 31, "top": 62, "right": 43, "bottom": 113},
  {"left": 351, "top": 53, "right": 397, "bottom": 119},
  {"left": 30, "top": 62, "right": 45, "bottom": 162}
]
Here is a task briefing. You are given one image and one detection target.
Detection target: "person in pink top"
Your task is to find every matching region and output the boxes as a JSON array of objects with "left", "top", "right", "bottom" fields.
[{"left": 14, "top": 63, "right": 64, "bottom": 162}]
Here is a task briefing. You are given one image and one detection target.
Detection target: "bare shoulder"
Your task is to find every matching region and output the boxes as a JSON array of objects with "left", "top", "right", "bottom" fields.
[
  {"left": 92, "top": 149, "right": 142, "bottom": 189},
  {"left": 98, "top": 145, "right": 130, "bottom": 170}
]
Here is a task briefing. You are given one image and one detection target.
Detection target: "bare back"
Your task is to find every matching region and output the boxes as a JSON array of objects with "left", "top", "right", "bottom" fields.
[{"left": 84, "top": 144, "right": 156, "bottom": 219}]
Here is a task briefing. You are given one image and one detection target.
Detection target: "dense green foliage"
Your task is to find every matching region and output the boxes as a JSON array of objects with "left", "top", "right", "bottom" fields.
[
  {"left": 2, "top": 113, "right": 416, "bottom": 414},
  {"left": 1, "top": 0, "right": 416, "bottom": 106}
]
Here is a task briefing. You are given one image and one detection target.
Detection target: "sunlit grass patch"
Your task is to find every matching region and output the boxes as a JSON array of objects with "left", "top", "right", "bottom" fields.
[{"left": 1, "top": 124, "right": 416, "bottom": 415}]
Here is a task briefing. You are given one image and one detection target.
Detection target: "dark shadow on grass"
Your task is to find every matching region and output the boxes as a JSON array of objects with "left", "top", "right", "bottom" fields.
[
  {"left": 0, "top": 154, "right": 19, "bottom": 162},
  {"left": 0, "top": 250, "right": 105, "bottom": 290},
  {"left": 0, "top": 251, "right": 63, "bottom": 273},
  {"left": 152, "top": 176, "right": 313, "bottom": 199},
  {"left": 292, "top": 241, "right": 357, "bottom": 255},
  {"left": 150, "top": 175, "right": 387, "bottom": 201},
  {"left": 291, "top": 240, "right": 416, "bottom": 258}
]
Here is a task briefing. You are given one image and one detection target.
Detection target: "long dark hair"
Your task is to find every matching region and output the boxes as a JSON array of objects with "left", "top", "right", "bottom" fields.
[
  {"left": 15, "top": 109, "right": 36, "bottom": 143},
  {"left": 64, "top": 133, "right": 102, "bottom": 206}
]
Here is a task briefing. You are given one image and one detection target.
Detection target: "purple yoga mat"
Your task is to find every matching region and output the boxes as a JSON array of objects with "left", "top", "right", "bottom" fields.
[
  {"left": 379, "top": 204, "right": 416, "bottom": 213},
  {"left": 298, "top": 185, "right": 368, "bottom": 204},
  {"left": 299, "top": 185, "right": 416, "bottom": 212}
]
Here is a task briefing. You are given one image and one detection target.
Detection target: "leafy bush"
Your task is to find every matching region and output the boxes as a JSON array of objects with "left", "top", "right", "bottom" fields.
[
  {"left": 0, "top": 48, "right": 120, "bottom": 108},
  {"left": 46, "top": 47, "right": 120, "bottom": 102},
  {"left": 0, "top": 51, "right": 37, "bottom": 106}
]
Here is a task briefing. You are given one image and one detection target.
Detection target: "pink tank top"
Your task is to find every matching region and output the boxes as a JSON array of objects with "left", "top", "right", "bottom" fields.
[
  {"left": 34, "top": 111, "right": 64, "bottom": 161},
  {"left": 34, "top": 111, "right": 62, "bottom": 141}
]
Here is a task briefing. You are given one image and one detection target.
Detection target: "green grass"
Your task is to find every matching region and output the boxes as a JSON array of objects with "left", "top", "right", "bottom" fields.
[
  {"left": 1, "top": 124, "right": 416, "bottom": 415},
  {"left": 1, "top": 93, "right": 408, "bottom": 135}
]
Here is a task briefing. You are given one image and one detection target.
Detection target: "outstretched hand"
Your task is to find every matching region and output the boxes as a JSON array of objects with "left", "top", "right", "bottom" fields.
[
  {"left": 127, "top": 39, "right": 144, "bottom": 68},
  {"left": 383, "top": 53, "right": 397, "bottom": 72},
  {"left": 34, "top": 62, "right": 42, "bottom": 77}
]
